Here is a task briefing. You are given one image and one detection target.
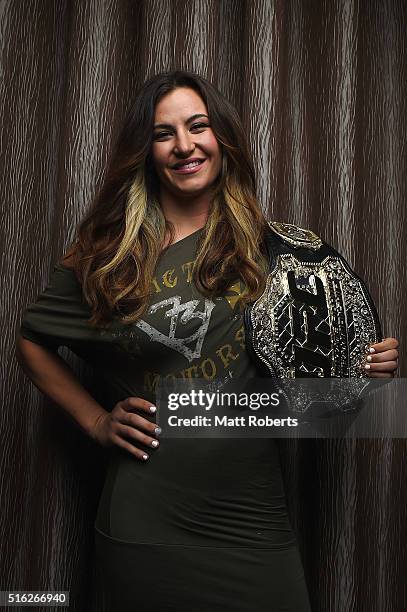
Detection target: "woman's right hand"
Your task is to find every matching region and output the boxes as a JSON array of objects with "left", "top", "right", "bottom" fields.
[{"left": 92, "top": 397, "right": 160, "bottom": 461}]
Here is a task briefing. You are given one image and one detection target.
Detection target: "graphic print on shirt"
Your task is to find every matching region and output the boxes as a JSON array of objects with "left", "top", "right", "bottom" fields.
[
  {"left": 131, "top": 242, "right": 255, "bottom": 396},
  {"left": 135, "top": 296, "right": 215, "bottom": 362}
]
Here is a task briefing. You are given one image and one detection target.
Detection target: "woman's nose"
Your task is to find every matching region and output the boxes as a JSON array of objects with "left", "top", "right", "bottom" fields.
[{"left": 173, "top": 130, "right": 194, "bottom": 154}]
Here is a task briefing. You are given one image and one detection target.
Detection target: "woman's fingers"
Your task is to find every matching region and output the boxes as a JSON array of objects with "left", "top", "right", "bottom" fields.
[
  {"left": 366, "top": 361, "right": 398, "bottom": 376},
  {"left": 118, "top": 399, "right": 161, "bottom": 438},
  {"left": 369, "top": 337, "right": 399, "bottom": 353},
  {"left": 111, "top": 433, "right": 152, "bottom": 461},
  {"left": 118, "top": 414, "right": 161, "bottom": 447},
  {"left": 367, "top": 349, "right": 399, "bottom": 363},
  {"left": 111, "top": 396, "right": 161, "bottom": 461},
  {"left": 116, "top": 419, "right": 160, "bottom": 447},
  {"left": 119, "top": 410, "right": 159, "bottom": 435},
  {"left": 366, "top": 360, "right": 398, "bottom": 371},
  {"left": 121, "top": 396, "right": 157, "bottom": 414},
  {"left": 366, "top": 338, "right": 399, "bottom": 378}
]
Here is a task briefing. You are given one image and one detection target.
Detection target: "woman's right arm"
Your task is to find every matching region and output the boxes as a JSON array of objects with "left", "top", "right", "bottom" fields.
[{"left": 15, "top": 336, "right": 160, "bottom": 461}]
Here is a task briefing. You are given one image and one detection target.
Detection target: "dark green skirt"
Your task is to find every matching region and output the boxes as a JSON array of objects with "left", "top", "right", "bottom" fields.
[{"left": 94, "top": 527, "right": 311, "bottom": 612}]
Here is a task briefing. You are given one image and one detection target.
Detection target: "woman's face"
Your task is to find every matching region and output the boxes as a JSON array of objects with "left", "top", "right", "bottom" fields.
[{"left": 150, "top": 87, "right": 222, "bottom": 200}]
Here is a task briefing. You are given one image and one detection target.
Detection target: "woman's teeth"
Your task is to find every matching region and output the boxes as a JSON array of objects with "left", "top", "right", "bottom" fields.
[{"left": 177, "top": 160, "right": 202, "bottom": 169}]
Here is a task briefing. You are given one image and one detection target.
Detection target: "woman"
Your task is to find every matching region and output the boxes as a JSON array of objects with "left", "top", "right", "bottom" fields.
[{"left": 16, "top": 70, "right": 399, "bottom": 611}]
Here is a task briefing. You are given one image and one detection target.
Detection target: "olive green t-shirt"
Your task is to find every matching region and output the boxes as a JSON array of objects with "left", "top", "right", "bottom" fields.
[{"left": 20, "top": 228, "right": 259, "bottom": 406}]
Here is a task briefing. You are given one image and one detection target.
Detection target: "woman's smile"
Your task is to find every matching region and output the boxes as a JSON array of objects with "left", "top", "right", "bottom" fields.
[{"left": 170, "top": 158, "right": 208, "bottom": 174}]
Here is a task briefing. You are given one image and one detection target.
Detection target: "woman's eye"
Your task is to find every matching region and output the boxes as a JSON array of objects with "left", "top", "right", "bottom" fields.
[
  {"left": 154, "top": 123, "right": 209, "bottom": 139},
  {"left": 191, "top": 122, "right": 209, "bottom": 130}
]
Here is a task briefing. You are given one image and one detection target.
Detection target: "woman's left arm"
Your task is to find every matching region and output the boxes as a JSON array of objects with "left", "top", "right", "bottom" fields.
[{"left": 365, "top": 337, "right": 399, "bottom": 378}]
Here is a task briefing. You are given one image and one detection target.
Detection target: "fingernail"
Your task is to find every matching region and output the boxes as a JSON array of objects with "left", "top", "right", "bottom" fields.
[
  {"left": 154, "top": 427, "right": 162, "bottom": 435},
  {"left": 369, "top": 347, "right": 376, "bottom": 353},
  {"left": 366, "top": 355, "right": 372, "bottom": 362},
  {"left": 364, "top": 364, "right": 371, "bottom": 370},
  {"left": 142, "top": 454, "right": 149, "bottom": 460},
  {"left": 149, "top": 405, "right": 157, "bottom": 413},
  {"left": 151, "top": 440, "right": 159, "bottom": 448}
]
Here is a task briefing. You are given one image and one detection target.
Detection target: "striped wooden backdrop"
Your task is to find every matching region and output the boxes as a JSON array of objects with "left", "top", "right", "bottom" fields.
[{"left": 1, "top": 1, "right": 406, "bottom": 610}]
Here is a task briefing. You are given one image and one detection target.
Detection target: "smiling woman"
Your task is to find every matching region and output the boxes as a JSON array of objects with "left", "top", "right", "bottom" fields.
[
  {"left": 150, "top": 87, "right": 224, "bottom": 246},
  {"left": 16, "top": 70, "right": 399, "bottom": 612},
  {"left": 53, "top": 71, "right": 269, "bottom": 329},
  {"left": 151, "top": 90, "right": 222, "bottom": 207}
]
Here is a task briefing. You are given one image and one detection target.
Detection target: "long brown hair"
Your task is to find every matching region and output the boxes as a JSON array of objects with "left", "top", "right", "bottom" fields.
[{"left": 66, "top": 70, "right": 269, "bottom": 328}]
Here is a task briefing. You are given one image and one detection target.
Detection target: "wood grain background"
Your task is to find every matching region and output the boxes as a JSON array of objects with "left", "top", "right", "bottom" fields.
[{"left": 1, "top": 1, "right": 406, "bottom": 610}]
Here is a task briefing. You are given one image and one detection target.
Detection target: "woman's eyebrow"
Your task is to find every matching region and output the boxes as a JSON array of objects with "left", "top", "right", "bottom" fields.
[{"left": 153, "top": 113, "right": 209, "bottom": 129}]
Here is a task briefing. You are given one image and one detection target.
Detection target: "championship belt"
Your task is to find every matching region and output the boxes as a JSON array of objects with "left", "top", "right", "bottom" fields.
[{"left": 245, "top": 222, "right": 383, "bottom": 413}]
